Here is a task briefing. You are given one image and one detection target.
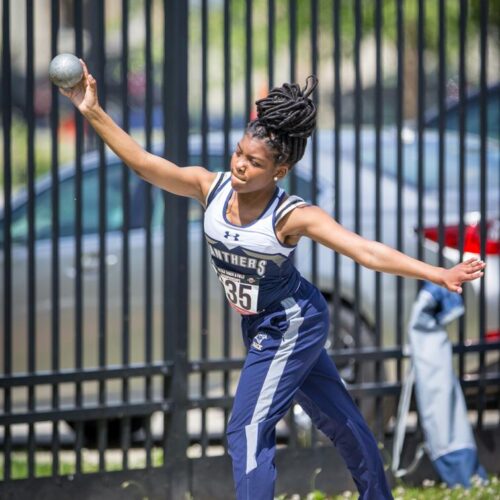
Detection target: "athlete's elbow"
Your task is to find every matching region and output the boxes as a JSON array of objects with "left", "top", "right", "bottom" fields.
[
  {"left": 127, "top": 150, "right": 151, "bottom": 180},
  {"left": 359, "top": 241, "right": 383, "bottom": 270},
  {"left": 137, "top": 150, "right": 152, "bottom": 173}
]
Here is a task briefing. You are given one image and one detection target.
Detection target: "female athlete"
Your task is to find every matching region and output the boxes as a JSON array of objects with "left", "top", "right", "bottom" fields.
[{"left": 61, "top": 62, "right": 485, "bottom": 500}]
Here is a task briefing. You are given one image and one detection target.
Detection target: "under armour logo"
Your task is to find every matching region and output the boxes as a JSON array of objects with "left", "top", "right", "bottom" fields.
[{"left": 224, "top": 231, "right": 240, "bottom": 241}]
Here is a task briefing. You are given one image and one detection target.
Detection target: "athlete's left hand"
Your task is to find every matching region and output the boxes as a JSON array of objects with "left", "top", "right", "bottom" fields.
[{"left": 440, "top": 257, "right": 486, "bottom": 294}]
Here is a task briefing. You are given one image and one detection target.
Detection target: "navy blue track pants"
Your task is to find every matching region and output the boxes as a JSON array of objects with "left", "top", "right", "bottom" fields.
[{"left": 227, "top": 279, "right": 393, "bottom": 499}]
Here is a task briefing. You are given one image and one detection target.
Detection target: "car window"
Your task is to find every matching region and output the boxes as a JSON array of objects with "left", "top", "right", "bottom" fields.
[
  {"left": 443, "top": 93, "right": 498, "bottom": 139},
  {"left": 2, "top": 161, "right": 144, "bottom": 244},
  {"left": 152, "top": 189, "right": 202, "bottom": 229},
  {"left": 366, "top": 136, "right": 500, "bottom": 191},
  {"left": 188, "top": 153, "right": 226, "bottom": 171},
  {"left": 6, "top": 174, "right": 79, "bottom": 243},
  {"left": 82, "top": 163, "right": 129, "bottom": 234},
  {"left": 279, "top": 172, "right": 315, "bottom": 202},
  {"left": 425, "top": 88, "right": 499, "bottom": 140},
  {"left": 150, "top": 152, "right": 226, "bottom": 229}
]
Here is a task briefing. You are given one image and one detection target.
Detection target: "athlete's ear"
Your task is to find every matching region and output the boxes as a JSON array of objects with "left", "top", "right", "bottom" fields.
[{"left": 274, "top": 165, "right": 289, "bottom": 181}]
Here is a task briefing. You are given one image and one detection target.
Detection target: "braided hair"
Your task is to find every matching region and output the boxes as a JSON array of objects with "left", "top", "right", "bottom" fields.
[{"left": 246, "top": 75, "right": 318, "bottom": 167}]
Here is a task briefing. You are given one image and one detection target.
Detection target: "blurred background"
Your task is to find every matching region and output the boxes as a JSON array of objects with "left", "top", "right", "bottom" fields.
[
  {"left": 1, "top": 0, "right": 499, "bottom": 190},
  {"left": 0, "top": 1, "right": 499, "bottom": 498}
]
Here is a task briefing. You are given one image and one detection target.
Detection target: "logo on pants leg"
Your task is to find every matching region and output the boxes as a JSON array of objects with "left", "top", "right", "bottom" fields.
[{"left": 251, "top": 333, "right": 268, "bottom": 351}]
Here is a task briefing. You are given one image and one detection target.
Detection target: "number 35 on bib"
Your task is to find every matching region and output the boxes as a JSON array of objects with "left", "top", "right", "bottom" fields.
[{"left": 220, "top": 275, "right": 260, "bottom": 315}]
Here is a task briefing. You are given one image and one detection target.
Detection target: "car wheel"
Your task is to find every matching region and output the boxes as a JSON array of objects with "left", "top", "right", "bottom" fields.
[
  {"left": 67, "top": 417, "right": 146, "bottom": 448},
  {"left": 291, "top": 299, "right": 394, "bottom": 437},
  {"left": 325, "top": 301, "right": 394, "bottom": 431}
]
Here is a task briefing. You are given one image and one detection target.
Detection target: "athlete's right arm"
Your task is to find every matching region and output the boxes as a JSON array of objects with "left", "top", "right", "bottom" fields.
[
  {"left": 60, "top": 60, "right": 216, "bottom": 204},
  {"left": 82, "top": 105, "right": 215, "bottom": 202}
]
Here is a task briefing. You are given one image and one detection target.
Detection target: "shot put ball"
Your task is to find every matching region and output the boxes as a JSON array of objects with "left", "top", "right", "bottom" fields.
[{"left": 49, "top": 53, "right": 83, "bottom": 89}]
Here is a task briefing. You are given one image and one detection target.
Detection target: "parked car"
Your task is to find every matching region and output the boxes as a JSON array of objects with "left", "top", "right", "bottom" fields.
[
  {"left": 1, "top": 90, "right": 498, "bottom": 444},
  {"left": 424, "top": 82, "right": 499, "bottom": 141}
]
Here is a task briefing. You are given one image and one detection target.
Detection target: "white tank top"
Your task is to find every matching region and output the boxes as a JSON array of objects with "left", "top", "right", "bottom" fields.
[{"left": 204, "top": 172, "right": 307, "bottom": 315}]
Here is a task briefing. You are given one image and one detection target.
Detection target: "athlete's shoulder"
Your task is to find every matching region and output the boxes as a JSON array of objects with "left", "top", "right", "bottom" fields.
[
  {"left": 277, "top": 203, "right": 327, "bottom": 242},
  {"left": 274, "top": 192, "right": 308, "bottom": 225},
  {"left": 205, "top": 171, "right": 231, "bottom": 207}
]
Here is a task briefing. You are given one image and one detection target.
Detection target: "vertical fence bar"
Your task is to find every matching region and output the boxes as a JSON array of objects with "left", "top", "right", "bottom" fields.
[
  {"left": 245, "top": 0, "right": 253, "bottom": 122},
  {"left": 95, "top": 0, "right": 108, "bottom": 471},
  {"left": 163, "top": 1, "right": 190, "bottom": 492},
  {"left": 477, "top": 0, "right": 488, "bottom": 430},
  {"left": 395, "top": 0, "right": 404, "bottom": 381},
  {"left": 200, "top": 0, "right": 210, "bottom": 457},
  {"left": 309, "top": 0, "right": 319, "bottom": 447},
  {"left": 458, "top": 0, "right": 467, "bottom": 382},
  {"left": 353, "top": 0, "right": 362, "bottom": 365},
  {"left": 332, "top": 0, "right": 341, "bottom": 379},
  {"left": 2, "top": 0, "right": 13, "bottom": 481},
  {"left": 50, "top": 0, "right": 61, "bottom": 476},
  {"left": 74, "top": 0, "right": 85, "bottom": 475},
  {"left": 26, "top": 0, "right": 36, "bottom": 478},
  {"left": 162, "top": 0, "right": 170, "bottom": 464},
  {"left": 268, "top": 0, "right": 275, "bottom": 89},
  {"left": 286, "top": 0, "right": 299, "bottom": 446},
  {"left": 120, "top": 0, "right": 131, "bottom": 470},
  {"left": 311, "top": 0, "right": 318, "bottom": 286},
  {"left": 289, "top": 0, "right": 296, "bottom": 84},
  {"left": 437, "top": 0, "right": 445, "bottom": 268},
  {"left": 417, "top": 0, "right": 425, "bottom": 266},
  {"left": 416, "top": 0, "right": 425, "bottom": 433},
  {"left": 144, "top": 0, "right": 154, "bottom": 468},
  {"left": 288, "top": 0, "right": 297, "bottom": 198},
  {"left": 412, "top": 17, "right": 425, "bottom": 461},
  {"left": 416, "top": 0, "right": 426, "bottom": 442},
  {"left": 373, "top": 0, "right": 383, "bottom": 439},
  {"left": 223, "top": 0, "right": 232, "bottom": 441}
]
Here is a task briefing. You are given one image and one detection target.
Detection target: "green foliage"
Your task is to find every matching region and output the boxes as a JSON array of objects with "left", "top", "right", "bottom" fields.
[
  {"left": 388, "top": 476, "right": 500, "bottom": 500},
  {"left": 0, "top": 115, "right": 76, "bottom": 192},
  {"left": 188, "top": 0, "right": 499, "bottom": 60},
  {"left": 307, "top": 490, "right": 328, "bottom": 500},
  {"left": 0, "top": 448, "right": 164, "bottom": 480},
  {"left": 2, "top": 452, "right": 499, "bottom": 499}
]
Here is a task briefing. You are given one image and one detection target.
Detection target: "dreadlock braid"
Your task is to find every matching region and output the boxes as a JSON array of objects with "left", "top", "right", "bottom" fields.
[{"left": 246, "top": 75, "right": 318, "bottom": 167}]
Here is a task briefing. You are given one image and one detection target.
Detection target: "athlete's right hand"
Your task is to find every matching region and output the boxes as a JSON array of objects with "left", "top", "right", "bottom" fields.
[{"left": 59, "top": 59, "right": 99, "bottom": 114}]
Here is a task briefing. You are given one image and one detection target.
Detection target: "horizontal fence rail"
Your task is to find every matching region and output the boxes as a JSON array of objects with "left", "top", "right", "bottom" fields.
[{"left": 1, "top": 0, "right": 499, "bottom": 498}]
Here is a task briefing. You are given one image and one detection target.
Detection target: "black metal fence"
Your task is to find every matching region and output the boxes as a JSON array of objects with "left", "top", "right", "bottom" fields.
[{"left": 1, "top": 0, "right": 499, "bottom": 498}]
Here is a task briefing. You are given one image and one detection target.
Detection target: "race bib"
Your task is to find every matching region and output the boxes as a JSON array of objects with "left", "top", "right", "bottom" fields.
[{"left": 214, "top": 266, "right": 260, "bottom": 314}]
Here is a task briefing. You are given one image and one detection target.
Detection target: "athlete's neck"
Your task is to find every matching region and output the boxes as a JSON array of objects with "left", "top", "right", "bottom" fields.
[
  {"left": 236, "top": 184, "right": 276, "bottom": 208},
  {"left": 228, "top": 185, "right": 277, "bottom": 225}
]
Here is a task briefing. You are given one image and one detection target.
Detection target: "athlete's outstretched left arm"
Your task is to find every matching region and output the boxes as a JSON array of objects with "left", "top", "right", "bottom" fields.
[{"left": 281, "top": 205, "right": 485, "bottom": 294}]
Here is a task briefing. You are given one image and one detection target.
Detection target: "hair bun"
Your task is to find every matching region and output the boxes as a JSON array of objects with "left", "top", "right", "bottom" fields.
[{"left": 255, "top": 75, "right": 318, "bottom": 139}]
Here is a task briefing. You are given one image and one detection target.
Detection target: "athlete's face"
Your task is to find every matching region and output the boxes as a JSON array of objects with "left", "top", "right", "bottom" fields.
[{"left": 230, "top": 134, "right": 288, "bottom": 193}]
